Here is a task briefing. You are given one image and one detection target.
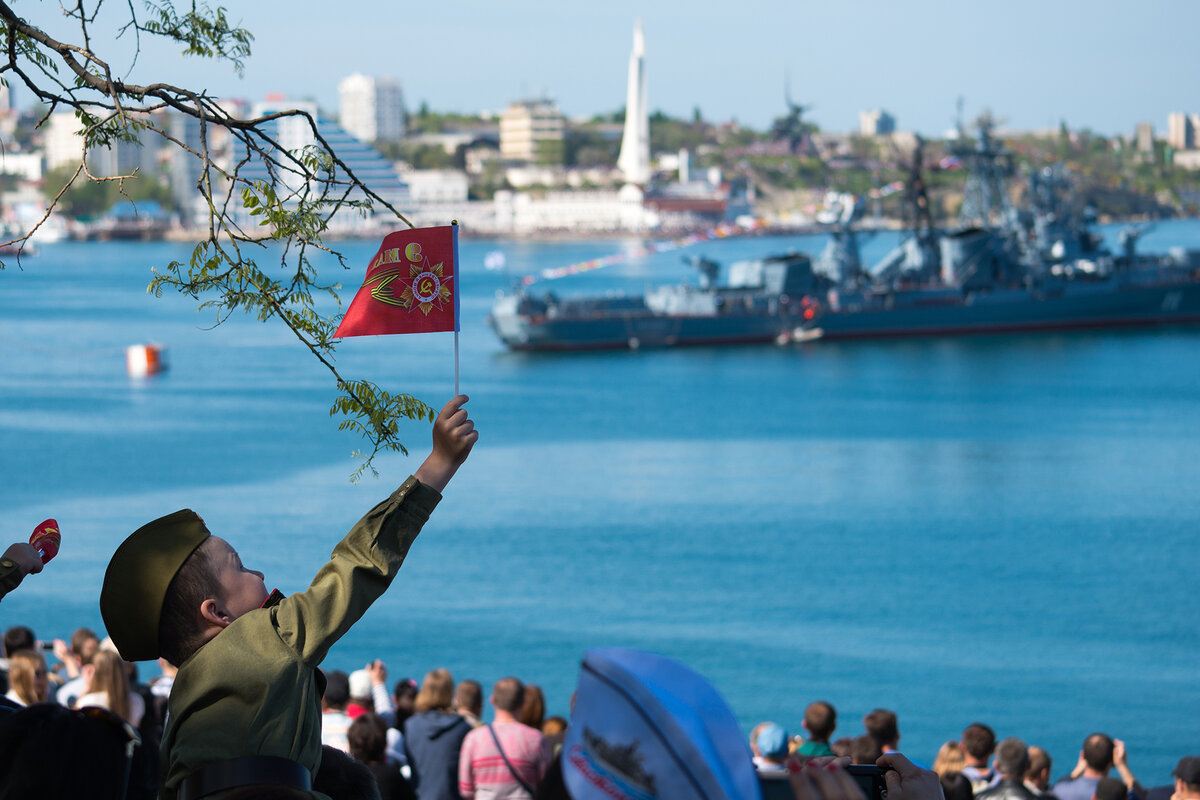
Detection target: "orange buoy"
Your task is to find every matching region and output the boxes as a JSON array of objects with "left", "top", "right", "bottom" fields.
[{"left": 125, "top": 343, "right": 167, "bottom": 378}]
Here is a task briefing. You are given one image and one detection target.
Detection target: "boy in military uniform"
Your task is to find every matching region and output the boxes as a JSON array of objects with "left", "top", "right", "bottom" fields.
[{"left": 100, "top": 395, "right": 478, "bottom": 800}]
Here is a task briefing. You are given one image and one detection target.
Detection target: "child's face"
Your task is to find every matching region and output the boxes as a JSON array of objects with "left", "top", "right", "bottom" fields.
[{"left": 207, "top": 536, "right": 269, "bottom": 620}]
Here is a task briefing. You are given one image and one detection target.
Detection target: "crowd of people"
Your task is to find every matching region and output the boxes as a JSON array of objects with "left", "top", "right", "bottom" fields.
[
  {"left": 1, "top": 627, "right": 1196, "bottom": 800},
  {"left": 0, "top": 398, "right": 1194, "bottom": 800}
]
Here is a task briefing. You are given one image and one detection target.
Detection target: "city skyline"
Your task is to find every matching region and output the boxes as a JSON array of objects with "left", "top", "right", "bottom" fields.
[{"left": 24, "top": 0, "right": 1200, "bottom": 137}]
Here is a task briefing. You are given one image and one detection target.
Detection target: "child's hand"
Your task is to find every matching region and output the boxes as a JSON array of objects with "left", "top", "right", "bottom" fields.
[{"left": 414, "top": 395, "right": 478, "bottom": 492}]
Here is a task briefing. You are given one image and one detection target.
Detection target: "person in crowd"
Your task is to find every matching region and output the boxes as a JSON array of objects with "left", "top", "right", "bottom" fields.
[
  {"left": 1096, "top": 778, "right": 1130, "bottom": 800},
  {"left": 517, "top": 684, "right": 545, "bottom": 731},
  {"left": 350, "top": 668, "right": 381, "bottom": 719},
  {"left": 2, "top": 625, "right": 35, "bottom": 659},
  {"left": 787, "top": 753, "right": 944, "bottom": 800},
  {"left": 541, "top": 716, "right": 567, "bottom": 758},
  {"left": 350, "top": 712, "right": 415, "bottom": 800},
  {"left": 852, "top": 734, "right": 884, "bottom": 766},
  {"left": 76, "top": 649, "right": 145, "bottom": 727},
  {"left": 0, "top": 539, "right": 44, "bottom": 603},
  {"left": 1161, "top": 756, "right": 1200, "bottom": 800},
  {"left": 456, "top": 679, "right": 484, "bottom": 728},
  {"left": 942, "top": 771, "right": 976, "bottom": 800},
  {"left": 863, "top": 708, "right": 901, "bottom": 754},
  {"left": 323, "top": 669, "right": 354, "bottom": 753},
  {"left": 831, "top": 737, "right": 855, "bottom": 759},
  {"left": 750, "top": 721, "right": 770, "bottom": 767},
  {"left": 754, "top": 723, "right": 790, "bottom": 773},
  {"left": 315, "top": 743, "right": 388, "bottom": 800},
  {"left": 54, "top": 627, "right": 101, "bottom": 707},
  {"left": 4, "top": 648, "right": 50, "bottom": 706},
  {"left": 361, "top": 660, "right": 398, "bottom": 725},
  {"left": 97, "top": 396, "right": 477, "bottom": 800},
  {"left": 962, "top": 723, "right": 1000, "bottom": 792},
  {"left": 386, "top": 677, "right": 420, "bottom": 768},
  {"left": 935, "top": 742, "right": 968, "bottom": 777},
  {"left": 797, "top": 701, "right": 837, "bottom": 757},
  {"left": 1053, "top": 735, "right": 1144, "bottom": 800},
  {"left": 0, "top": 702, "right": 142, "bottom": 800},
  {"left": 976, "top": 737, "right": 1038, "bottom": 800},
  {"left": 1025, "top": 746, "right": 1056, "bottom": 798},
  {"left": 458, "top": 676, "right": 550, "bottom": 800},
  {"left": 405, "top": 667, "right": 471, "bottom": 800}
]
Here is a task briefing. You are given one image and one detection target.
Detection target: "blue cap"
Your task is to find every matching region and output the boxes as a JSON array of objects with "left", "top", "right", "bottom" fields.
[{"left": 757, "top": 724, "right": 789, "bottom": 760}]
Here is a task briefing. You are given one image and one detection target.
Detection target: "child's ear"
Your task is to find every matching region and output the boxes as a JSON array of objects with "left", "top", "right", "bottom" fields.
[{"left": 199, "top": 598, "right": 231, "bottom": 628}]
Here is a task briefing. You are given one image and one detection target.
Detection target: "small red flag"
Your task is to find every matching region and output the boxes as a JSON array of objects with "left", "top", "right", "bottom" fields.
[{"left": 335, "top": 225, "right": 459, "bottom": 338}]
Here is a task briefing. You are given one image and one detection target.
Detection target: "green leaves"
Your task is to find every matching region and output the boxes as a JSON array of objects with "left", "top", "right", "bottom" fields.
[
  {"left": 141, "top": 1, "right": 254, "bottom": 76},
  {"left": 331, "top": 383, "right": 435, "bottom": 482}
]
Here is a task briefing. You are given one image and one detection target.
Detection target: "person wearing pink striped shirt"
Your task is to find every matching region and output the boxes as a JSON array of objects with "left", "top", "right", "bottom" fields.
[{"left": 458, "top": 677, "right": 550, "bottom": 800}]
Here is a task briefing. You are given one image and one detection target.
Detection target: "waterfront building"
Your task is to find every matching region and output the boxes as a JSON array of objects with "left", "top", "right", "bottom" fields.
[
  {"left": 493, "top": 185, "right": 653, "bottom": 234},
  {"left": 1167, "top": 112, "right": 1195, "bottom": 151},
  {"left": 858, "top": 109, "right": 896, "bottom": 136},
  {"left": 499, "top": 99, "right": 565, "bottom": 164},
  {"left": 229, "top": 96, "right": 410, "bottom": 232},
  {"left": 0, "top": 151, "right": 43, "bottom": 182},
  {"left": 617, "top": 20, "right": 650, "bottom": 185},
  {"left": 400, "top": 169, "right": 469, "bottom": 203},
  {"left": 338, "top": 73, "right": 406, "bottom": 143}
]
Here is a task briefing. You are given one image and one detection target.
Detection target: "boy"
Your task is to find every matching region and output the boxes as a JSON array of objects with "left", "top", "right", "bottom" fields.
[{"left": 100, "top": 396, "right": 477, "bottom": 800}]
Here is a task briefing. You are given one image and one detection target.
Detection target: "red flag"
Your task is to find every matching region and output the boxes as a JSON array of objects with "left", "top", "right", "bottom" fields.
[{"left": 335, "top": 225, "right": 459, "bottom": 337}]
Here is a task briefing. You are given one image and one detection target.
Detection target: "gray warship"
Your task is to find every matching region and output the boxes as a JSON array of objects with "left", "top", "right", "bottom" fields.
[
  {"left": 489, "top": 118, "right": 1200, "bottom": 352},
  {"left": 797, "top": 121, "right": 1200, "bottom": 340}
]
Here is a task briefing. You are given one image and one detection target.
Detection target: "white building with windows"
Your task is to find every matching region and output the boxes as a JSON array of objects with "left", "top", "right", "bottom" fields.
[
  {"left": 338, "top": 74, "right": 406, "bottom": 143},
  {"left": 499, "top": 99, "right": 564, "bottom": 163}
]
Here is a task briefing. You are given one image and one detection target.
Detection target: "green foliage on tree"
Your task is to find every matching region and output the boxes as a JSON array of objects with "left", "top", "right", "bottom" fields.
[{"left": 0, "top": 0, "right": 432, "bottom": 480}]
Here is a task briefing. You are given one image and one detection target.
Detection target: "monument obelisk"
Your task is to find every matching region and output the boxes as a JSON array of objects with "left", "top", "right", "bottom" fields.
[{"left": 617, "top": 20, "right": 650, "bottom": 186}]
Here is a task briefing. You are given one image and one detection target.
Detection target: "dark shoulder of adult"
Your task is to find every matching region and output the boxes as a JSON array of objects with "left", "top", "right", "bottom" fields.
[
  {"left": 1143, "top": 786, "right": 1173, "bottom": 800},
  {"left": 369, "top": 761, "right": 415, "bottom": 800}
]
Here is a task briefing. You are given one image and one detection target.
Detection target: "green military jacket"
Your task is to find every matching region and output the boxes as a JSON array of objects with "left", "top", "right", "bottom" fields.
[{"left": 159, "top": 476, "right": 442, "bottom": 799}]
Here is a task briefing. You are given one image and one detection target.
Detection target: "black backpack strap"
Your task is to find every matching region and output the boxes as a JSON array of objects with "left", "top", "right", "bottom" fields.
[{"left": 486, "top": 723, "right": 535, "bottom": 796}]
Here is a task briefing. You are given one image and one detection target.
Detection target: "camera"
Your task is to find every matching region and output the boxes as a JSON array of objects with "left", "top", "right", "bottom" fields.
[{"left": 758, "top": 764, "right": 889, "bottom": 800}]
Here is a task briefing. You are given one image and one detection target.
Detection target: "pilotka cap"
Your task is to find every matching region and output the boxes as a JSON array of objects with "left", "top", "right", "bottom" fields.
[{"left": 100, "top": 509, "right": 211, "bottom": 662}]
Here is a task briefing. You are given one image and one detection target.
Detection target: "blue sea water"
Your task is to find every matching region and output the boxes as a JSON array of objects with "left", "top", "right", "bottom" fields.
[{"left": 2, "top": 222, "right": 1199, "bottom": 781}]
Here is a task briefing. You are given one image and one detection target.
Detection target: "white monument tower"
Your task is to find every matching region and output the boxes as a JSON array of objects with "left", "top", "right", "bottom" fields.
[{"left": 617, "top": 20, "right": 650, "bottom": 185}]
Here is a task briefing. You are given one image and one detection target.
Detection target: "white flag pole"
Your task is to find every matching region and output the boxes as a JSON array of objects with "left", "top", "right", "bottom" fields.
[{"left": 452, "top": 220, "right": 460, "bottom": 396}]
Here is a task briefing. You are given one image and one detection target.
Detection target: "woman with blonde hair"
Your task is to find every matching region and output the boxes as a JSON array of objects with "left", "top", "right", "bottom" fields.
[
  {"left": 933, "top": 740, "right": 967, "bottom": 777},
  {"left": 404, "top": 668, "right": 469, "bottom": 800},
  {"left": 76, "top": 649, "right": 144, "bottom": 726},
  {"left": 4, "top": 649, "right": 50, "bottom": 706}
]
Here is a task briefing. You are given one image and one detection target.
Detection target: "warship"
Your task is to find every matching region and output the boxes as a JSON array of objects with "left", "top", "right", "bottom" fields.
[
  {"left": 489, "top": 118, "right": 1200, "bottom": 352},
  {"left": 488, "top": 251, "right": 827, "bottom": 351},
  {"left": 797, "top": 122, "right": 1200, "bottom": 340}
]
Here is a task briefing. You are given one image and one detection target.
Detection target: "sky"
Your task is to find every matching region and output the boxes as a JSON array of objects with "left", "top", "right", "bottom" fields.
[{"left": 26, "top": 0, "right": 1200, "bottom": 137}]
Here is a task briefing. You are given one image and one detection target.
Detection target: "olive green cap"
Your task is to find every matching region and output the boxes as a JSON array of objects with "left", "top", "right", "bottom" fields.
[{"left": 100, "top": 509, "right": 211, "bottom": 662}]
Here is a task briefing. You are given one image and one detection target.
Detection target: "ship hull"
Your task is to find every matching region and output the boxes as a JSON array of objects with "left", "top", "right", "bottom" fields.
[
  {"left": 808, "top": 280, "right": 1200, "bottom": 340},
  {"left": 489, "top": 310, "right": 796, "bottom": 351}
]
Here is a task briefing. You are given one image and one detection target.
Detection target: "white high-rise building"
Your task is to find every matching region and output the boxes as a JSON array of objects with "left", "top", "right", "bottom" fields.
[
  {"left": 44, "top": 112, "right": 86, "bottom": 170},
  {"left": 859, "top": 109, "right": 896, "bottom": 136},
  {"left": 617, "top": 20, "right": 650, "bottom": 185},
  {"left": 1167, "top": 112, "right": 1195, "bottom": 151},
  {"left": 338, "top": 74, "right": 406, "bottom": 143}
]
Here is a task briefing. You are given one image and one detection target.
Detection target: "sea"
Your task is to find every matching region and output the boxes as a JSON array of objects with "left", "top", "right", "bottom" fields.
[{"left": 2, "top": 220, "right": 1199, "bottom": 782}]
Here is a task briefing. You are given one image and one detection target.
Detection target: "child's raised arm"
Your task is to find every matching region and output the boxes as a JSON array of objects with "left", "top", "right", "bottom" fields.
[{"left": 414, "top": 395, "right": 478, "bottom": 493}]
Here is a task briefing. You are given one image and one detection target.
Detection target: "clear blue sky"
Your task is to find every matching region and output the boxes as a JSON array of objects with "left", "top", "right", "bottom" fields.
[{"left": 44, "top": 0, "right": 1200, "bottom": 136}]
